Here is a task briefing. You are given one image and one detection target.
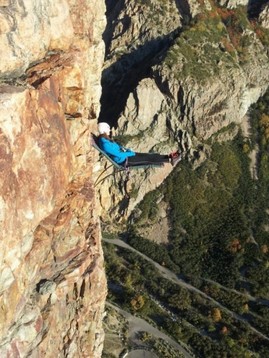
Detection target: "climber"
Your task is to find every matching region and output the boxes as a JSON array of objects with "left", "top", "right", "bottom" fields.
[{"left": 97, "top": 122, "right": 182, "bottom": 167}]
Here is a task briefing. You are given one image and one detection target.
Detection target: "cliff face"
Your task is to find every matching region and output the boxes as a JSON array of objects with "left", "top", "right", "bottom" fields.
[
  {"left": 97, "top": 0, "right": 269, "bottom": 224},
  {"left": 0, "top": 1, "right": 107, "bottom": 357}
]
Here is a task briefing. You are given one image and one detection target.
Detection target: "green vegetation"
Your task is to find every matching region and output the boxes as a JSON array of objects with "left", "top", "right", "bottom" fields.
[
  {"left": 130, "top": 136, "right": 255, "bottom": 287},
  {"left": 134, "top": 0, "right": 172, "bottom": 32},
  {"left": 164, "top": 3, "right": 266, "bottom": 81},
  {"left": 165, "top": 14, "right": 234, "bottom": 81}
]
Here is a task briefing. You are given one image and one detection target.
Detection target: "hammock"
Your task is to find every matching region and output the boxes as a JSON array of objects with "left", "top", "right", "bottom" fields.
[
  {"left": 91, "top": 134, "right": 164, "bottom": 169},
  {"left": 91, "top": 134, "right": 127, "bottom": 171},
  {"left": 91, "top": 133, "right": 164, "bottom": 190}
]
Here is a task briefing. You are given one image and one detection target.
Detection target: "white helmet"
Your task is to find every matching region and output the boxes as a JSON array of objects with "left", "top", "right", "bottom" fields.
[{"left": 98, "top": 122, "right": 110, "bottom": 135}]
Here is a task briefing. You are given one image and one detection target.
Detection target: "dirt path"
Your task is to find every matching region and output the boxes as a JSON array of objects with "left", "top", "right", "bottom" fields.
[{"left": 106, "top": 301, "right": 193, "bottom": 358}]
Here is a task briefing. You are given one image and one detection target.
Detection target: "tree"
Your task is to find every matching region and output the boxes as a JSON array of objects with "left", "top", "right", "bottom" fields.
[
  {"left": 211, "top": 308, "right": 222, "bottom": 322},
  {"left": 130, "top": 294, "right": 145, "bottom": 311},
  {"left": 168, "top": 289, "right": 191, "bottom": 310}
]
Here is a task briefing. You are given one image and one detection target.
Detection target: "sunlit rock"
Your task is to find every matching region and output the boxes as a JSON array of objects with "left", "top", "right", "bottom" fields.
[{"left": 0, "top": 0, "right": 107, "bottom": 357}]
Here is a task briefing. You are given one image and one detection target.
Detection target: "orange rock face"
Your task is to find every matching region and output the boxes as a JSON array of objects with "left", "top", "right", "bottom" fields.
[{"left": 0, "top": 0, "right": 107, "bottom": 357}]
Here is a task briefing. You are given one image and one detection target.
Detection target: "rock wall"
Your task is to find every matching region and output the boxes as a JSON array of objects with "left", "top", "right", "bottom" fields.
[
  {"left": 0, "top": 0, "right": 107, "bottom": 357},
  {"left": 217, "top": 0, "right": 248, "bottom": 8}
]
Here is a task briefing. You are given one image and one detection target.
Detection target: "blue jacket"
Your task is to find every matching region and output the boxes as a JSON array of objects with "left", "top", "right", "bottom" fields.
[{"left": 98, "top": 137, "right": 135, "bottom": 164}]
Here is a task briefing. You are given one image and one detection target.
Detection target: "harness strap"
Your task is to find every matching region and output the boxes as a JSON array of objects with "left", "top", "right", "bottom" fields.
[{"left": 123, "top": 158, "right": 131, "bottom": 198}]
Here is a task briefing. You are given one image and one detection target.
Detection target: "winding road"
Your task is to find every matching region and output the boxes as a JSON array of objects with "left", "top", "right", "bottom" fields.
[
  {"left": 106, "top": 301, "right": 193, "bottom": 358},
  {"left": 103, "top": 237, "right": 269, "bottom": 342}
]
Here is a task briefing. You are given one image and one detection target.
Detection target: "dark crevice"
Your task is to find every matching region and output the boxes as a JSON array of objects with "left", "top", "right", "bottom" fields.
[
  {"left": 30, "top": 75, "right": 50, "bottom": 89},
  {"left": 80, "top": 279, "right": 86, "bottom": 298},
  {"left": 36, "top": 279, "right": 50, "bottom": 294},
  {"left": 103, "top": 0, "right": 126, "bottom": 58},
  {"left": 73, "top": 282, "right": 78, "bottom": 300},
  {"left": 175, "top": 0, "right": 192, "bottom": 25},
  {"left": 247, "top": 0, "right": 268, "bottom": 19},
  {"left": 178, "top": 86, "right": 186, "bottom": 118},
  {"left": 99, "top": 29, "right": 181, "bottom": 128}
]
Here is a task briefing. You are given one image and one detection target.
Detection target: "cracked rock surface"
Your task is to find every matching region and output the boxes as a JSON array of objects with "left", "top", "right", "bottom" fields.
[{"left": 0, "top": 0, "right": 107, "bottom": 357}]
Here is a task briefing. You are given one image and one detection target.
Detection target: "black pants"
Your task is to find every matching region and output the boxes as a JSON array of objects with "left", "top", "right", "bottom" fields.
[{"left": 125, "top": 153, "right": 170, "bottom": 167}]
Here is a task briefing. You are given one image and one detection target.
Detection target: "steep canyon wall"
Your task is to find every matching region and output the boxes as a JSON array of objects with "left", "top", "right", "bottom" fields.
[
  {"left": 0, "top": 0, "right": 106, "bottom": 356},
  {"left": 97, "top": 0, "right": 269, "bottom": 224}
]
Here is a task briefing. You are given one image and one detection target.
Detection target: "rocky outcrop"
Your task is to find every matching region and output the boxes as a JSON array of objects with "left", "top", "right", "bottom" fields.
[
  {"left": 217, "top": 0, "right": 247, "bottom": 8},
  {"left": 97, "top": 0, "right": 269, "bottom": 224},
  {"left": 0, "top": 0, "right": 107, "bottom": 357},
  {"left": 259, "top": 3, "right": 269, "bottom": 28},
  {"left": 0, "top": 0, "right": 73, "bottom": 76}
]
